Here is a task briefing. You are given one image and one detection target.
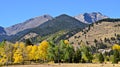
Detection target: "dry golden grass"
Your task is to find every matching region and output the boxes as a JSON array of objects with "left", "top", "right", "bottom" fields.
[
  {"left": 69, "top": 21, "right": 120, "bottom": 46},
  {"left": 5, "top": 63, "right": 120, "bottom": 67}
]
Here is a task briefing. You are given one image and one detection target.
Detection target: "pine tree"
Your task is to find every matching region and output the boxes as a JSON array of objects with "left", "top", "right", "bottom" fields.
[
  {"left": 25, "top": 39, "right": 33, "bottom": 46},
  {"left": 98, "top": 53, "right": 104, "bottom": 63},
  {"left": 74, "top": 48, "right": 82, "bottom": 63},
  {"left": 112, "top": 50, "right": 119, "bottom": 63},
  {"left": 47, "top": 41, "right": 56, "bottom": 62}
]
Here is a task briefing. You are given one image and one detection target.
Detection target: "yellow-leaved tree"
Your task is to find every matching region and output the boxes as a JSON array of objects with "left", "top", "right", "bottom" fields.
[
  {"left": 64, "top": 40, "right": 69, "bottom": 45},
  {"left": 13, "top": 42, "right": 25, "bottom": 64},
  {"left": 13, "top": 48, "right": 23, "bottom": 63},
  {"left": 0, "top": 41, "right": 11, "bottom": 65},
  {"left": 112, "top": 44, "right": 120, "bottom": 50},
  {"left": 0, "top": 47, "right": 7, "bottom": 65},
  {"left": 30, "top": 45, "right": 38, "bottom": 60},
  {"left": 38, "top": 40, "right": 49, "bottom": 61},
  {"left": 26, "top": 45, "right": 32, "bottom": 61}
]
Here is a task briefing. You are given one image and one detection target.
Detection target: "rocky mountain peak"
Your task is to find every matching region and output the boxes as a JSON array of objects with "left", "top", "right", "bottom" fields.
[
  {"left": 42, "top": 14, "right": 53, "bottom": 19},
  {"left": 75, "top": 12, "right": 108, "bottom": 24}
]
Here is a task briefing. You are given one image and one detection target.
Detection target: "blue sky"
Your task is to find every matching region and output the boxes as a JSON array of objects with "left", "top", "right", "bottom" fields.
[{"left": 0, "top": 0, "right": 120, "bottom": 27}]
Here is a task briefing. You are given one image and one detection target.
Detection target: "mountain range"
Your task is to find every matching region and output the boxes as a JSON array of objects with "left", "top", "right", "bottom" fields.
[
  {"left": 5, "top": 15, "right": 53, "bottom": 35},
  {"left": 0, "top": 12, "right": 109, "bottom": 42}
]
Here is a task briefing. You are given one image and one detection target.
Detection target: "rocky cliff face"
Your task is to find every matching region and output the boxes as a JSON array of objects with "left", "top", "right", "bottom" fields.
[{"left": 74, "top": 12, "right": 108, "bottom": 24}]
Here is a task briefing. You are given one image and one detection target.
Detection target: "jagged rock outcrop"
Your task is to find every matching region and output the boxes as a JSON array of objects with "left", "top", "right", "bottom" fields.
[{"left": 74, "top": 12, "right": 108, "bottom": 24}]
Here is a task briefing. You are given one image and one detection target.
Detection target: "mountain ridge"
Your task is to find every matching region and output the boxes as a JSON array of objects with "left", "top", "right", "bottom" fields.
[
  {"left": 6, "top": 14, "right": 88, "bottom": 42},
  {"left": 0, "top": 12, "right": 109, "bottom": 42},
  {"left": 5, "top": 14, "right": 53, "bottom": 35}
]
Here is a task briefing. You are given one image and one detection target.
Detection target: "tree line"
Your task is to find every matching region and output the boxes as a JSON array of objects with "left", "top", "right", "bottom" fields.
[{"left": 0, "top": 40, "right": 120, "bottom": 66}]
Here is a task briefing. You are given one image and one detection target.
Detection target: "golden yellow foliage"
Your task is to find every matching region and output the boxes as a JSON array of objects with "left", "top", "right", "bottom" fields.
[
  {"left": 0, "top": 46, "right": 8, "bottom": 65},
  {"left": 12, "top": 42, "right": 26, "bottom": 63},
  {"left": 38, "top": 40, "right": 49, "bottom": 60},
  {"left": 14, "top": 42, "right": 25, "bottom": 49},
  {"left": 26, "top": 45, "right": 32, "bottom": 52},
  {"left": 0, "top": 58, "right": 7, "bottom": 65},
  {"left": 92, "top": 54, "right": 99, "bottom": 63},
  {"left": 64, "top": 40, "right": 69, "bottom": 45},
  {"left": 19, "top": 42, "right": 25, "bottom": 49},
  {"left": 26, "top": 45, "right": 40, "bottom": 61},
  {"left": 26, "top": 45, "right": 32, "bottom": 60},
  {"left": 0, "top": 53, "right": 7, "bottom": 65},
  {"left": 26, "top": 45, "right": 38, "bottom": 61},
  {"left": 112, "top": 44, "right": 120, "bottom": 50},
  {"left": 31, "top": 45, "right": 38, "bottom": 60},
  {"left": 13, "top": 49, "right": 23, "bottom": 63},
  {"left": 13, "top": 42, "right": 19, "bottom": 48}
]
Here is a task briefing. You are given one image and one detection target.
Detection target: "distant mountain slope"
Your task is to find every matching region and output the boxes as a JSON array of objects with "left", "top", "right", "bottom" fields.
[
  {"left": 0, "top": 12, "right": 111, "bottom": 43},
  {"left": 74, "top": 12, "right": 108, "bottom": 24},
  {"left": 7, "top": 14, "right": 88, "bottom": 42},
  {"left": 0, "top": 26, "right": 6, "bottom": 35},
  {"left": 69, "top": 18, "right": 120, "bottom": 46},
  {"left": 0, "top": 12, "right": 108, "bottom": 36},
  {"left": 32, "top": 14, "right": 87, "bottom": 35},
  {"left": 5, "top": 14, "right": 53, "bottom": 35}
]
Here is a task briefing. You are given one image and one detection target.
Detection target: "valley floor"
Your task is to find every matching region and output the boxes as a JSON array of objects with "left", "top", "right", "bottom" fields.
[{"left": 5, "top": 63, "right": 120, "bottom": 67}]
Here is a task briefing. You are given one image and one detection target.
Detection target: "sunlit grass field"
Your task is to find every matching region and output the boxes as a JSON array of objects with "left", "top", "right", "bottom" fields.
[{"left": 6, "top": 63, "right": 120, "bottom": 67}]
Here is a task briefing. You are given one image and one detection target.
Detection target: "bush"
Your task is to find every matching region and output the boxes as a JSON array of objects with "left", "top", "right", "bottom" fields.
[
  {"left": 112, "top": 50, "right": 119, "bottom": 63},
  {"left": 98, "top": 53, "right": 104, "bottom": 63},
  {"left": 74, "top": 48, "right": 82, "bottom": 63}
]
